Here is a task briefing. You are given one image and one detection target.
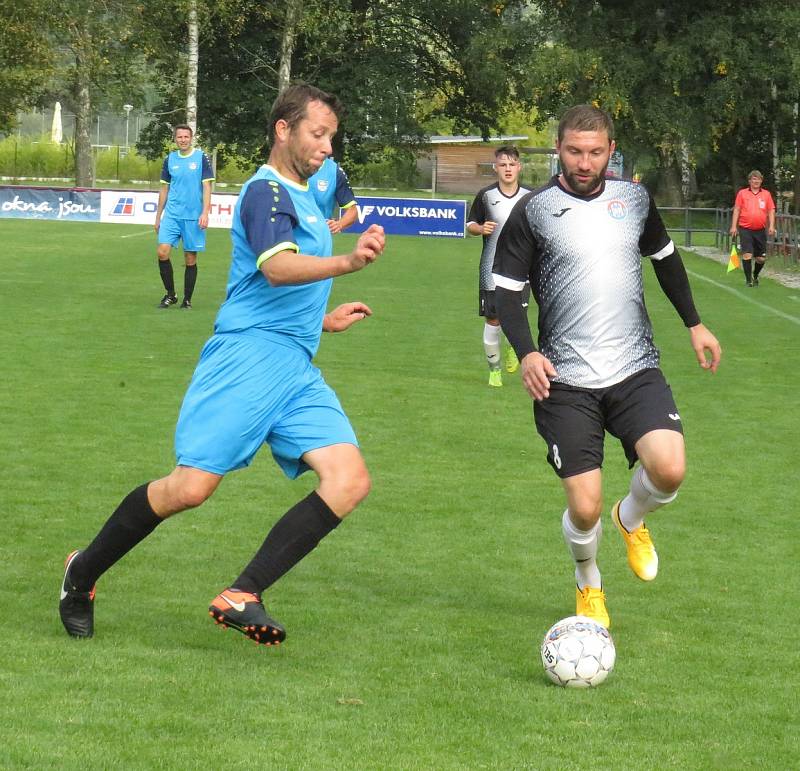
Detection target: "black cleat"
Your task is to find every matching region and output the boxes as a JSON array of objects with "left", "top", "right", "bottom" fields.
[
  {"left": 746, "top": 281, "right": 753, "bottom": 287},
  {"left": 158, "top": 294, "right": 178, "bottom": 308},
  {"left": 209, "top": 589, "right": 286, "bottom": 646},
  {"left": 752, "top": 277, "right": 759, "bottom": 287},
  {"left": 59, "top": 550, "right": 95, "bottom": 638},
  {"left": 179, "top": 298, "right": 192, "bottom": 309}
]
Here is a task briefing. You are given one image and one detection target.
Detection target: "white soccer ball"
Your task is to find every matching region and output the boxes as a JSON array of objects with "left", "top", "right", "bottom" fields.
[{"left": 540, "top": 615, "right": 616, "bottom": 688}]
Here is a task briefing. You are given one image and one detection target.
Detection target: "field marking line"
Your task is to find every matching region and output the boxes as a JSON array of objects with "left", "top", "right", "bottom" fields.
[
  {"left": 686, "top": 269, "right": 800, "bottom": 327},
  {"left": 120, "top": 229, "right": 154, "bottom": 239}
]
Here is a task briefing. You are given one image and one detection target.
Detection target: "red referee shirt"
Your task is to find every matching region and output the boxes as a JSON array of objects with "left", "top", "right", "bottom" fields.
[{"left": 734, "top": 187, "right": 775, "bottom": 230}]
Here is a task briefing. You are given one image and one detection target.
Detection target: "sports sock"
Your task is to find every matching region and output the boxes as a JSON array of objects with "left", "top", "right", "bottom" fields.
[
  {"left": 483, "top": 322, "right": 501, "bottom": 369},
  {"left": 70, "top": 483, "right": 162, "bottom": 590},
  {"left": 742, "top": 258, "right": 753, "bottom": 282},
  {"left": 184, "top": 264, "right": 197, "bottom": 301},
  {"left": 753, "top": 260, "right": 765, "bottom": 279},
  {"left": 619, "top": 466, "right": 677, "bottom": 533},
  {"left": 562, "top": 509, "right": 602, "bottom": 589},
  {"left": 232, "top": 491, "right": 341, "bottom": 595},
  {"left": 159, "top": 259, "right": 175, "bottom": 295}
]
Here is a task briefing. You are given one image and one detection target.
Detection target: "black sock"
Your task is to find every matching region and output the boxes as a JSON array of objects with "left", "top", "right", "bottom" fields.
[
  {"left": 71, "top": 483, "right": 162, "bottom": 590},
  {"left": 753, "top": 260, "right": 764, "bottom": 278},
  {"left": 159, "top": 259, "right": 175, "bottom": 295},
  {"left": 742, "top": 259, "right": 753, "bottom": 282},
  {"left": 233, "top": 491, "right": 341, "bottom": 595},
  {"left": 184, "top": 264, "right": 197, "bottom": 301}
]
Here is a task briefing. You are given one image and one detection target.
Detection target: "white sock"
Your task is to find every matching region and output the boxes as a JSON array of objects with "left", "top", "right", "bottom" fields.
[
  {"left": 483, "top": 323, "right": 501, "bottom": 369},
  {"left": 619, "top": 466, "right": 677, "bottom": 532},
  {"left": 562, "top": 509, "right": 602, "bottom": 589}
]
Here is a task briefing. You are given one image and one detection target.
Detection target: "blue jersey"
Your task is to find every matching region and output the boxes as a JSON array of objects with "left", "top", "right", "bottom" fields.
[
  {"left": 161, "top": 148, "right": 214, "bottom": 219},
  {"left": 309, "top": 158, "right": 356, "bottom": 219},
  {"left": 213, "top": 165, "right": 333, "bottom": 358}
]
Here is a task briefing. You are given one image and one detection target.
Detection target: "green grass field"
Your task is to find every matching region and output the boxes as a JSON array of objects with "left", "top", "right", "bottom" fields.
[{"left": 1, "top": 219, "right": 798, "bottom": 769}]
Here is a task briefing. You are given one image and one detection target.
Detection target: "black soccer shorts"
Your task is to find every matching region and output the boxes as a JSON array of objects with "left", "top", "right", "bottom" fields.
[
  {"left": 479, "top": 283, "right": 530, "bottom": 318},
  {"left": 738, "top": 227, "right": 767, "bottom": 258},
  {"left": 533, "top": 368, "right": 683, "bottom": 478}
]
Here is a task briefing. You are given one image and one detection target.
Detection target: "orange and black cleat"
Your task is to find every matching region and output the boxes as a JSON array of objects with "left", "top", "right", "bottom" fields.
[
  {"left": 59, "top": 550, "right": 96, "bottom": 638},
  {"left": 209, "top": 589, "right": 286, "bottom": 646}
]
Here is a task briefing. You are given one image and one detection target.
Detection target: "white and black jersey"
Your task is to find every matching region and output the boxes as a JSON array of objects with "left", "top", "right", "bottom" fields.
[
  {"left": 468, "top": 183, "right": 532, "bottom": 290},
  {"left": 492, "top": 176, "right": 675, "bottom": 389}
]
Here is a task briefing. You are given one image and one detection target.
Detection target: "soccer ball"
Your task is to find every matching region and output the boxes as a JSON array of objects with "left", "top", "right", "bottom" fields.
[{"left": 540, "top": 615, "right": 616, "bottom": 688}]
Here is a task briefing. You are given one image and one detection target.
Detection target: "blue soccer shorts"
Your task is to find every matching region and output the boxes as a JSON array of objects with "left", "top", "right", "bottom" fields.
[
  {"left": 158, "top": 215, "right": 206, "bottom": 252},
  {"left": 174, "top": 333, "right": 358, "bottom": 478}
]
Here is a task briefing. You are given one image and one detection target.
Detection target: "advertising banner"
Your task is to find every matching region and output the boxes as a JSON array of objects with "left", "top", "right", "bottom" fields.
[
  {"left": 348, "top": 196, "right": 466, "bottom": 238},
  {"left": 0, "top": 186, "right": 101, "bottom": 222},
  {"left": 100, "top": 190, "right": 237, "bottom": 229}
]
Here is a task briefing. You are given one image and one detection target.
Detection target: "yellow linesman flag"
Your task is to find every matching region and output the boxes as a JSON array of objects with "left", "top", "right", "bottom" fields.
[{"left": 727, "top": 242, "right": 741, "bottom": 273}]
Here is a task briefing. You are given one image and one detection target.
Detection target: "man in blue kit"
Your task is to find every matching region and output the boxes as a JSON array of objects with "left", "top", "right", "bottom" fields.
[
  {"left": 60, "top": 84, "right": 386, "bottom": 646},
  {"left": 309, "top": 156, "right": 359, "bottom": 234},
  {"left": 154, "top": 124, "right": 214, "bottom": 309}
]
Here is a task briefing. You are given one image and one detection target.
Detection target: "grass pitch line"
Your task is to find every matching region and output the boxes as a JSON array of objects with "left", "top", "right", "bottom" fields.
[
  {"left": 120, "top": 229, "right": 154, "bottom": 239},
  {"left": 686, "top": 269, "right": 800, "bottom": 327}
]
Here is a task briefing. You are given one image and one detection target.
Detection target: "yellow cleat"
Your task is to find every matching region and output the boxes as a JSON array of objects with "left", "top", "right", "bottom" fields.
[
  {"left": 576, "top": 586, "right": 610, "bottom": 629},
  {"left": 504, "top": 347, "right": 519, "bottom": 373},
  {"left": 488, "top": 369, "right": 503, "bottom": 387},
  {"left": 612, "top": 500, "right": 658, "bottom": 581}
]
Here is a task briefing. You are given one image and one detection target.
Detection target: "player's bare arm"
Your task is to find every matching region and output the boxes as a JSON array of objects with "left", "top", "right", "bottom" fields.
[
  {"left": 323, "top": 301, "right": 373, "bottom": 332},
  {"left": 328, "top": 204, "right": 358, "bottom": 235},
  {"left": 262, "top": 224, "right": 385, "bottom": 286},
  {"left": 199, "top": 180, "right": 212, "bottom": 229},
  {"left": 467, "top": 221, "right": 497, "bottom": 236},
  {"left": 154, "top": 184, "right": 168, "bottom": 232},
  {"left": 688, "top": 323, "right": 722, "bottom": 373}
]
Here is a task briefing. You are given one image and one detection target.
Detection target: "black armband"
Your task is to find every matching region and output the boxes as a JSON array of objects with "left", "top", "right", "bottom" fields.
[
  {"left": 495, "top": 285, "right": 537, "bottom": 359},
  {"left": 651, "top": 250, "right": 701, "bottom": 327}
]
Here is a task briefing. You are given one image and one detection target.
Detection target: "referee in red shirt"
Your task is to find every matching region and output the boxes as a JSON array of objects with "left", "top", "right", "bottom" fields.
[{"left": 729, "top": 170, "right": 776, "bottom": 287}]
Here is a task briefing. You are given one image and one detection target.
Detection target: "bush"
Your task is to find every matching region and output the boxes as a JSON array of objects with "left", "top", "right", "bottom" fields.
[{"left": 0, "top": 135, "right": 72, "bottom": 177}]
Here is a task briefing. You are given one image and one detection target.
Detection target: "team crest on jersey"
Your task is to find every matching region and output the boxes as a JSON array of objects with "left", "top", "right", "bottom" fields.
[
  {"left": 189, "top": 162, "right": 198, "bottom": 170},
  {"left": 607, "top": 199, "right": 627, "bottom": 220},
  {"left": 316, "top": 179, "right": 329, "bottom": 192}
]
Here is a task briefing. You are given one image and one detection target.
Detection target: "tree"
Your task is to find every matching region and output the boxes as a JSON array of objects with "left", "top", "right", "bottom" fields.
[
  {"left": 48, "top": 3, "right": 145, "bottom": 185},
  {"left": 0, "top": 0, "right": 54, "bottom": 133}
]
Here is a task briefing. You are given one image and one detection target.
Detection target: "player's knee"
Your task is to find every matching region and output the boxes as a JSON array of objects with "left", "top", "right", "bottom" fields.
[
  {"left": 569, "top": 499, "right": 602, "bottom": 530},
  {"left": 157, "top": 246, "right": 171, "bottom": 260},
  {"left": 648, "top": 460, "right": 685, "bottom": 495},
  {"left": 176, "top": 478, "right": 216, "bottom": 510}
]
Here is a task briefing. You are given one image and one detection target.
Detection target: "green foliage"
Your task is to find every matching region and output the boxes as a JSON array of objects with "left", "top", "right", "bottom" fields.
[
  {"left": 0, "top": 0, "right": 54, "bottom": 131},
  {"left": 343, "top": 145, "right": 421, "bottom": 189},
  {"left": 0, "top": 135, "right": 72, "bottom": 177}
]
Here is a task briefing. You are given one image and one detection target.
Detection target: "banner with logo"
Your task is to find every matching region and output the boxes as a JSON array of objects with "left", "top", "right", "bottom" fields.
[
  {"left": 100, "top": 190, "right": 237, "bottom": 228},
  {"left": 349, "top": 196, "right": 466, "bottom": 238},
  {"left": 0, "top": 186, "right": 101, "bottom": 222}
]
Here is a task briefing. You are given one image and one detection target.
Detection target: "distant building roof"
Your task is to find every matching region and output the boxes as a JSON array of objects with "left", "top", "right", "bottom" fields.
[{"left": 426, "top": 135, "right": 528, "bottom": 144}]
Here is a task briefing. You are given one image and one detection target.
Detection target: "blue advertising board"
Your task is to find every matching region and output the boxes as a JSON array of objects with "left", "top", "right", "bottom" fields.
[
  {"left": 348, "top": 196, "right": 466, "bottom": 238},
  {"left": 0, "top": 186, "right": 101, "bottom": 222}
]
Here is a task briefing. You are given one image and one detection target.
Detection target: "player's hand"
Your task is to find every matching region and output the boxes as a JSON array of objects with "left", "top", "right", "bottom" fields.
[
  {"left": 689, "top": 323, "right": 721, "bottom": 373},
  {"left": 154, "top": 218, "right": 160, "bottom": 233},
  {"left": 520, "top": 352, "right": 558, "bottom": 401},
  {"left": 482, "top": 221, "right": 497, "bottom": 236},
  {"left": 323, "top": 302, "right": 373, "bottom": 332},
  {"left": 728, "top": 225, "right": 736, "bottom": 237},
  {"left": 345, "top": 225, "right": 385, "bottom": 272},
  {"left": 768, "top": 226, "right": 777, "bottom": 237},
  {"left": 199, "top": 212, "right": 209, "bottom": 229},
  {"left": 327, "top": 218, "right": 341, "bottom": 235}
]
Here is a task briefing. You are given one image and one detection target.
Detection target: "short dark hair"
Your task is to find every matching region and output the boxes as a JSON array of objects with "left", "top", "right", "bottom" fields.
[
  {"left": 268, "top": 83, "right": 343, "bottom": 145},
  {"left": 557, "top": 105, "right": 614, "bottom": 143},
  {"left": 173, "top": 124, "right": 193, "bottom": 138},
  {"left": 494, "top": 145, "right": 520, "bottom": 161}
]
